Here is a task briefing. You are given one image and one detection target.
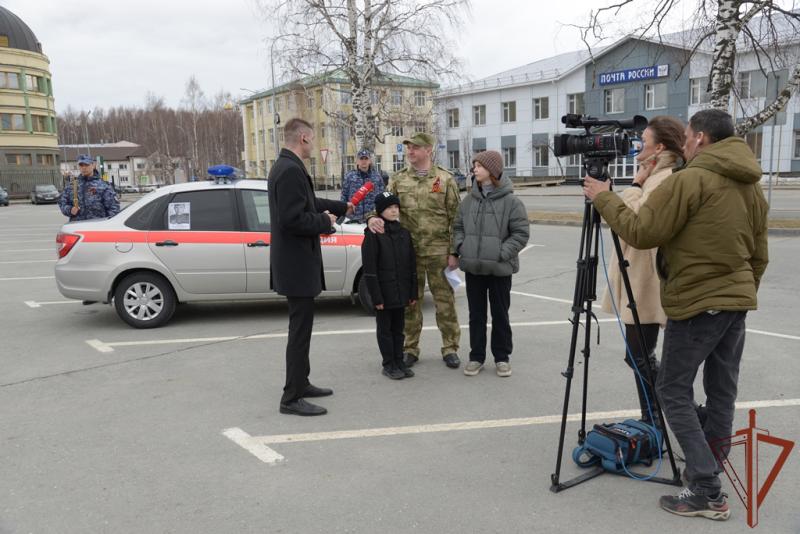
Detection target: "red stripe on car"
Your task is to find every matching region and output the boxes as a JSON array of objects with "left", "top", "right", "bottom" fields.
[{"left": 75, "top": 230, "right": 364, "bottom": 246}]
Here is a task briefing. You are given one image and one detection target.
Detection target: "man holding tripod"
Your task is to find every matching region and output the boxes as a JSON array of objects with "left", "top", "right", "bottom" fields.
[{"left": 584, "top": 109, "right": 769, "bottom": 521}]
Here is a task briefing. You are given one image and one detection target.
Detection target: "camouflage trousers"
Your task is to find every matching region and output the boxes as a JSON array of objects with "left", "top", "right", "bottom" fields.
[{"left": 404, "top": 254, "right": 460, "bottom": 357}]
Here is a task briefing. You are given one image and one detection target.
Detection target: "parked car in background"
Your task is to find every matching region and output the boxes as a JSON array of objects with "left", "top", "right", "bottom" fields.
[
  {"left": 54, "top": 179, "right": 370, "bottom": 328},
  {"left": 120, "top": 185, "right": 139, "bottom": 194},
  {"left": 139, "top": 185, "right": 155, "bottom": 193},
  {"left": 0, "top": 185, "right": 9, "bottom": 206},
  {"left": 30, "top": 184, "right": 60, "bottom": 204},
  {"left": 450, "top": 169, "right": 467, "bottom": 191}
]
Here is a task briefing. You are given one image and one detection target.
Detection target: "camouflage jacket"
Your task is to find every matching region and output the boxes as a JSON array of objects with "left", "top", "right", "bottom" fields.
[
  {"left": 386, "top": 165, "right": 460, "bottom": 257},
  {"left": 58, "top": 172, "right": 120, "bottom": 221}
]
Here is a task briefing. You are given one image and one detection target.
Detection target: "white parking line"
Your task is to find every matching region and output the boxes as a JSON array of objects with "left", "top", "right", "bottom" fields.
[
  {"left": 0, "top": 276, "right": 54, "bottom": 281},
  {"left": 746, "top": 328, "right": 800, "bottom": 341},
  {"left": 511, "top": 290, "right": 573, "bottom": 304},
  {"left": 519, "top": 244, "right": 545, "bottom": 254},
  {"left": 24, "top": 299, "right": 81, "bottom": 308},
  {"left": 222, "top": 428, "right": 285, "bottom": 465},
  {"left": 1, "top": 259, "right": 56, "bottom": 264},
  {"left": 226, "top": 398, "right": 800, "bottom": 464},
  {"left": 85, "top": 319, "right": 621, "bottom": 353},
  {"left": 1, "top": 248, "right": 53, "bottom": 252},
  {"left": 0, "top": 239, "right": 55, "bottom": 244}
]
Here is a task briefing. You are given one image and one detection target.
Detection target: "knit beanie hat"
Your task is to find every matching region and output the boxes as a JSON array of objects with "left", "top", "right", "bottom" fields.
[
  {"left": 375, "top": 191, "right": 400, "bottom": 215},
  {"left": 472, "top": 150, "right": 504, "bottom": 179}
]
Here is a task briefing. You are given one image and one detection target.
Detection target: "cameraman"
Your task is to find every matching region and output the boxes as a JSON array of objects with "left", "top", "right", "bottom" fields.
[{"left": 584, "top": 109, "right": 768, "bottom": 521}]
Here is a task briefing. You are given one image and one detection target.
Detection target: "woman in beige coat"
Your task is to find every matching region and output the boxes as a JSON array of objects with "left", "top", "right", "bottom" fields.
[{"left": 601, "top": 115, "right": 686, "bottom": 424}]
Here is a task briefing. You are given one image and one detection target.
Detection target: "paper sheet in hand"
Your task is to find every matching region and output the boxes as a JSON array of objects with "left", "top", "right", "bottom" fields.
[{"left": 443, "top": 267, "right": 462, "bottom": 290}]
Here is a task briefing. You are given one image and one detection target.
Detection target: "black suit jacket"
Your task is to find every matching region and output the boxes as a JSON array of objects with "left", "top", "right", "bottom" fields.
[{"left": 268, "top": 148, "right": 347, "bottom": 297}]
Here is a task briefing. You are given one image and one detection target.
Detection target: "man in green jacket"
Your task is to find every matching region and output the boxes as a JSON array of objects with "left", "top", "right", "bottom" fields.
[{"left": 584, "top": 109, "right": 768, "bottom": 521}]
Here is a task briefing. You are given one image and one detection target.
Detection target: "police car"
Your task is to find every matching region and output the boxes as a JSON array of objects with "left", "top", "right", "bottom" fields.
[{"left": 54, "top": 179, "right": 372, "bottom": 328}]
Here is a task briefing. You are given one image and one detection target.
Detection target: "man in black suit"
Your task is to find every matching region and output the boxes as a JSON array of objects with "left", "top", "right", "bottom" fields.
[{"left": 269, "top": 117, "right": 352, "bottom": 416}]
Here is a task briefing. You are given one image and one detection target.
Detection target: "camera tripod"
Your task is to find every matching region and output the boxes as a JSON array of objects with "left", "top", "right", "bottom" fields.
[{"left": 549, "top": 162, "right": 682, "bottom": 492}]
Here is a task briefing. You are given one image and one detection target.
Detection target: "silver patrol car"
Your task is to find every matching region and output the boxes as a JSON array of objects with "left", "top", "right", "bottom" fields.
[{"left": 54, "top": 179, "right": 371, "bottom": 328}]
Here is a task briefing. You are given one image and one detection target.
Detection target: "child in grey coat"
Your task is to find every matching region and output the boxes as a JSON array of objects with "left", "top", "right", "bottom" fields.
[{"left": 452, "top": 150, "right": 529, "bottom": 377}]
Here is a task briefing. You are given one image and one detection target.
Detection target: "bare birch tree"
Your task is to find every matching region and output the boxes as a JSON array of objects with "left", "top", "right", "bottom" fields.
[
  {"left": 575, "top": 0, "right": 800, "bottom": 134},
  {"left": 260, "top": 0, "right": 470, "bottom": 152}
]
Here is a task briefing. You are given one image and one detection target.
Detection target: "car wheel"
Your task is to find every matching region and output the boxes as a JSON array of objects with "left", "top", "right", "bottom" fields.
[
  {"left": 357, "top": 274, "right": 376, "bottom": 316},
  {"left": 114, "top": 272, "right": 176, "bottom": 328}
]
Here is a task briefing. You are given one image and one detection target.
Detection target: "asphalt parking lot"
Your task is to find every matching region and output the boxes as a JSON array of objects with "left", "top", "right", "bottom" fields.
[{"left": 1, "top": 202, "right": 798, "bottom": 534}]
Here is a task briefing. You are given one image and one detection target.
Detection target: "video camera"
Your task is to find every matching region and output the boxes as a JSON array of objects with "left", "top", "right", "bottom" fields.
[{"left": 553, "top": 114, "right": 648, "bottom": 180}]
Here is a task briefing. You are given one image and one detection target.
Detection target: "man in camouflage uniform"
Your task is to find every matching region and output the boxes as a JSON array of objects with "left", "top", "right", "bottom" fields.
[
  {"left": 367, "top": 133, "right": 462, "bottom": 369},
  {"left": 58, "top": 154, "right": 120, "bottom": 222}
]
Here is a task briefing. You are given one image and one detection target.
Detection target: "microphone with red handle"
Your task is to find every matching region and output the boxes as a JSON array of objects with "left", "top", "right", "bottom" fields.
[{"left": 337, "top": 181, "right": 374, "bottom": 224}]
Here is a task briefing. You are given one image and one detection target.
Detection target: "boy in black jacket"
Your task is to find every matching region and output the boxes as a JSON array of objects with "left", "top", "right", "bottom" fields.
[{"left": 361, "top": 192, "right": 418, "bottom": 379}]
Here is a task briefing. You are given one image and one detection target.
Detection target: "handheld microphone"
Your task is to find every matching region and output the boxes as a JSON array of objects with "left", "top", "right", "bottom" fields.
[{"left": 349, "top": 181, "right": 374, "bottom": 206}]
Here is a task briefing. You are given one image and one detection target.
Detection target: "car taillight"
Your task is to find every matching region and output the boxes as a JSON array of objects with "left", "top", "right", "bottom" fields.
[{"left": 56, "top": 232, "right": 80, "bottom": 259}]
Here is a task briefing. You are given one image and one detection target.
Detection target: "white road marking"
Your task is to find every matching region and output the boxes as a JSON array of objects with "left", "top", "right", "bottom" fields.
[
  {"left": 227, "top": 398, "right": 800, "bottom": 464},
  {"left": 1, "top": 259, "right": 56, "bottom": 264},
  {"left": 519, "top": 244, "right": 545, "bottom": 255},
  {"left": 1, "top": 248, "right": 53, "bottom": 252},
  {"left": 0, "top": 276, "right": 55, "bottom": 281},
  {"left": 24, "top": 299, "right": 81, "bottom": 308},
  {"left": 746, "top": 328, "right": 800, "bottom": 341},
  {"left": 85, "top": 319, "right": 617, "bottom": 353},
  {"left": 511, "top": 290, "right": 573, "bottom": 304},
  {"left": 223, "top": 427, "right": 285, "bottom": 465}
]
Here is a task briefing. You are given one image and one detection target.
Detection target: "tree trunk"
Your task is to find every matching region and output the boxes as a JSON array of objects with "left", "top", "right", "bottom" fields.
[{"left": 708, "top": 0, "right": 740, "bottom": 110}]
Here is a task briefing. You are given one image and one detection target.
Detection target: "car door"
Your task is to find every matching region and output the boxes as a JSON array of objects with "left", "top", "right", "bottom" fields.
[
  {"left": 237, "top": 188, "right": 271, "bottom": 293},
  {"left": 147, "top": 188, "right": 246, "bottom": 295}
]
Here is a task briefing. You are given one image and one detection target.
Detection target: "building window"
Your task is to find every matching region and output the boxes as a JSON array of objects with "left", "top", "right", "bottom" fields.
[
  {"left": 414, "top": 121, "right": 427, "bottom": 134},
  {"left": 794, "top": 131, "right": 800, "bottom": 159},
  {"left": 119, "top": 163, "right": 128, "bottom": 170},
  {"left": 744, "top": 131, "right": 763, "bottom": 160},
  {"left": 370, "top": 90, "right": 380, "bottom": 105},
  {"left": 392, "top": 154, "right": 405, "bottom": 172},
  {"left": 267, "top": 98, "right": 273, "bottom": 113},
  {"left": 644, "top": 83, "right": 667, "bottom": 110},
  {"left": 285, "top": 94, "right": 292, "bottom": 110},
  {"left": 737, "top": 71, "right": 752, "bottom": 99},
  {"left": 137, "top": 163, "right": 145, "bottom": 170},
  {"left": 251, "top": 133, "right": 256, "bottom": 147},
  {"left": 274, "top": 97, "right": 281, "bottom": 112},
  {"left": 502, "top": 147, "right": 516, "bottom": 167},
  {"left": 0, "top": 72, "right": 20, "bottom": 89},
  {"left": 502, "top": 101, "right": 516, "bottom": 123},
  {"left": 31, "top": 115, "right": 48, "bottom": 132},
  {"left": 448, "top": 150, "right": 460, "bottom": 169},
  {"left": 340, "top": 90, "right": 352, "bottom": 105},
  {"left": 6, "top": 154, "right": 32, "bottom": 165},
  {"left": 473, "top": 105, "right": 486, "bottom": 126},
  {"left": 414, "top": 91, "right": 426, "bottom": 106},
  {"left": 568, "top": 93, "right": 585, "bottom": 115},
  {"left": 25, "top": 74, "right": 44, "bottom": 93},
  {"left": 269, "top": 128, "right": 275, "bottom": 143},
  {"left": 447, "top": 108, "right": 460, "bottom": 128},
  {"left": 345, "top": 155, "right": 355, "bottom": 170},
  {"left": 1, "top": 113, "right": 26, "bottom": 131},
  {"left": 391, "top": 90, "right": 403, "bottom": 106},
  {"left": 604, "top": 88, "right": 625, "bottom": 114},
  {"left": 374, "top": 155, "right": 382, "bottom": 172},
  {"left": 689, "top": 78, "right": 710, "bottom": 105},
  {"left": 533, "top": 97, "right": 549, "bottom": 120},
  {"left": 318, "top": 123, "right": 326, "bottom": 139},
  {"left": 389, "top": 123, "right": 404, "bottom": 137},
  {"left": 36, "top": 154, "right": 55, "bottom": 165},
  {"left": 309, "top": 157, "right": 317, "bottom": 176},
  {"left": 567, "top": 153, "right": 582, "bottom": 168},
  {"left": 258, "top": 129, "right": 265, "bottom": 144},
  {"left": 533, "top": 146, "right": 549, "bottom": 167}
]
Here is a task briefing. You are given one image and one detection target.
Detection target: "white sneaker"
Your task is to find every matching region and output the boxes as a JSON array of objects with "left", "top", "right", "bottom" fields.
[
  {"left": 463, "top": 361, "right": 484, "bottom": 376},
  {"left": 496, "top": 361, "right": 512, "bottom": 377}
]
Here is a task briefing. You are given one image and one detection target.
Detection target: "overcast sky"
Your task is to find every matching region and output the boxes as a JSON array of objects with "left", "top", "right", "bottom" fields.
[{"left": 6, "top": 0, "right": 651, "bottom": 113}]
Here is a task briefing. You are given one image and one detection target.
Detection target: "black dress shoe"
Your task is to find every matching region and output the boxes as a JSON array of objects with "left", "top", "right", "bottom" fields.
[
  {"left": 399, "top": 366, "right": 415, "bottom": 378},
  {"left": 303, "top": 384, "right": 333, "bottom": 397},
  {"left": 279, "top": 398, "right": 327, "bottom": 416},
  {"left": 443, "top": 353, "right": 461, "bottom": 368},
  {"left": 382, "top": 367, "right": 405, "bottom": 380},
  {"left": 403, "top": 353, "right": 418, "bottom": 367}
]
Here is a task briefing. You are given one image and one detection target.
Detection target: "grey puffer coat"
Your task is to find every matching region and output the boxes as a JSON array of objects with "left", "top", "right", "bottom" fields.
[{"left": 452, "top": 175, "right": 530, "bottom": 276}]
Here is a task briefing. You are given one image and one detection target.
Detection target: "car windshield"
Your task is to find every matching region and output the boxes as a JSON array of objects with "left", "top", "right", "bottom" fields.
[{"left": 36, "top": 185, "right": 57, "bottom": 192}]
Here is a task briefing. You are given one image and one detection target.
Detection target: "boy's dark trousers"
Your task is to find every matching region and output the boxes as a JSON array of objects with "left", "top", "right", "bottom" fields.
[
  {"left": 465, "top": 273, "right": 512, "bottom": 363},
  {"left": 376, "top": 307, "right": 405, "bottom": 368},
  {"left": 624, "top": 323, "right": 660, "bottom": 423},
  {"left": 656, "top": 310, "right": 746, "bottom": 496}
]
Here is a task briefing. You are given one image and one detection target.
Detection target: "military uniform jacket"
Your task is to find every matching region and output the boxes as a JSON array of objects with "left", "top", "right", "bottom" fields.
[
  {"left": 58, "top": 172, "right": 120, "bottom": 221},
  {"left": 386, "top": 165, "right": 460, "bottom": 257}
]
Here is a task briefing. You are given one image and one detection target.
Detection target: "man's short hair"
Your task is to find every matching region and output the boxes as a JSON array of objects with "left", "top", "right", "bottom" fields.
[
  {"left": 689, "top": 109, "right": 735, "bottom": 143},
  {"left": 284, "top": 118, "right": 313, "bottom": 144}
]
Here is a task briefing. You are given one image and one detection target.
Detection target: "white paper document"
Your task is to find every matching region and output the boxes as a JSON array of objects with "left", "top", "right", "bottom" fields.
[{"left": 443, "top": 267, "right": 462, "bottom": 290}]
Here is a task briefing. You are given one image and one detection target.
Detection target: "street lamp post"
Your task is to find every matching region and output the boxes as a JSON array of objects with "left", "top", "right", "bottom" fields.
[{"left": 269, "top": 38, "right": 282, "bottom": 161}]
